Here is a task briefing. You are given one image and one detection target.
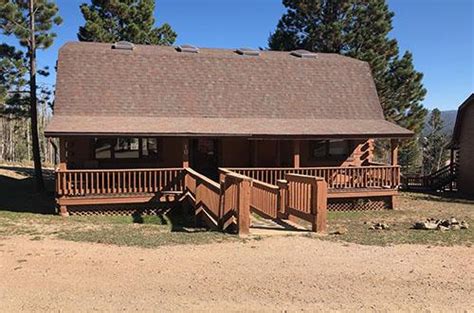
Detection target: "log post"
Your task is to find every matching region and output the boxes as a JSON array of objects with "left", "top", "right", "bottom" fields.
[
  {"left": 182, "top": 138, "right": 190, "bottom": 168},
  {"left": 293, "top": 140, "right": 300, "bottom": 168},
  {"left": 237, "top": 177, "right": 251, "bottom": 235},
  {"left": 252, "top": 140, "right": 259, "bottom": 166},
  {"left": 311, "top": 177, "right": 327, "bottom": 233},
  {"left": 59, "top": 205, "right": 69, "bottom": 217},
  {"left": 390, "top": 139, "right": 399, "bottom": 166},
  {"left": 58, "top": 137, "right": 67, "bottom": 170}
]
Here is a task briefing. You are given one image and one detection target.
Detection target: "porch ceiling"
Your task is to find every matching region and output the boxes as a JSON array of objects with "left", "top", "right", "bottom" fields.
[{"left": 44, "top": 116, "right": 412, "bottom": 138}]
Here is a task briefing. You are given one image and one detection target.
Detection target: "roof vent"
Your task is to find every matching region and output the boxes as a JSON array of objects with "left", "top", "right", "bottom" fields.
[
  {"left": 235, "top": 47, "right": 260, "bottom": 56},
  {"left": 177, "top": 44, "right": 199, "bottom": 53},
  {"left": 290, "top": 49, "right": 317, "bottom": 58},
  {"left": 112, "top": 41, "right": 135, "bottom": 50}
]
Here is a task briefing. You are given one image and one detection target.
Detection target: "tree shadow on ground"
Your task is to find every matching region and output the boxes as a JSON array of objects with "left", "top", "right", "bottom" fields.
[
  {"left": 131, "top": 209, "right": 202, "bottom": 232},
  {"left": 0, "top": 165, "right": 56, "bottom": 214}
]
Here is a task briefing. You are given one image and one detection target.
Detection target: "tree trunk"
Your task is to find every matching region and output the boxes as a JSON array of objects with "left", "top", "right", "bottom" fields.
[{"left": 29, "top": 0, "right": 45, "bottom": 192}]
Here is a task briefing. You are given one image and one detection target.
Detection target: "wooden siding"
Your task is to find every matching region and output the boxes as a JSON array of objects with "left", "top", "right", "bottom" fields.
[
  {"left": 63, "top": 137, "right": 374, "bottom": 170},
  {"left": 458, "top": 104, "right": 474, "bottom": 195},
  {"left": 64, "top": 137, "right": 185, "bottom": 169}
]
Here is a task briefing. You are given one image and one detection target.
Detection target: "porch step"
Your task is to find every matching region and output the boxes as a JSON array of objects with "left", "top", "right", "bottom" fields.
[{"left": 250, "top": 214, "right": 310, "bottom": 236}]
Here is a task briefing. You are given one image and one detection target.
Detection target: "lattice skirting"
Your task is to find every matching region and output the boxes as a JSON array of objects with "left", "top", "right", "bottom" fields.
[
  {"left": 328, "top": 196, "right": 392, "bottom": 211},
  {"left": 66, "top": 203, "right": 178, "bottom": 216}
]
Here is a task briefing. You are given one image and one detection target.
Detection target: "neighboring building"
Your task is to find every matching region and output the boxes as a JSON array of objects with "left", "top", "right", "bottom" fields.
[
  {"left": 449, "top": 94, "right": 474, "bottom": 196},
  {"left": 45, "top": 42, "right": 412, "bottom": 216}
]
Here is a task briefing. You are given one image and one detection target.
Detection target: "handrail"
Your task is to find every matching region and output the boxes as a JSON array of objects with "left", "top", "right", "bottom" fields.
[
  {"left": 285, "top": 173, "right": 327, "bottom": 233},
  {"left": 185, "top": 167, "right": 220, "bottom": 191},
  {"left": 226, "top": 165, "right": 400, "bottom": 189},
  {"left": 56, "top": 167, "right": 184, "bottom": 173},
  {"left": 56, "top": 168, "right": 185, "bottom": 197},
  {"left": 228, "top": 165, "right": 400, "bottom": 170}
]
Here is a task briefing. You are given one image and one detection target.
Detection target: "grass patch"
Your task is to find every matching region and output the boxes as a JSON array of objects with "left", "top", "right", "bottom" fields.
[
  {"left": 57, "top": 225, "right": 234, "bottom": 248},
  {"left": 322, "top": 192, "right": 474, "bottom": 246},
  {"left": 0, "top": 210, "right": 236, "bottom": 248}
]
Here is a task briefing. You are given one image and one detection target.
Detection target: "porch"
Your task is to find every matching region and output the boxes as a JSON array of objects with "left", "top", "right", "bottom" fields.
[{"left": 53, "top": 135, "right": 401, "bottom": 233}]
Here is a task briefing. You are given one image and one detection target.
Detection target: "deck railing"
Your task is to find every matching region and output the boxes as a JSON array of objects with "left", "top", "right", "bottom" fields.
[
  {"left": 56, "top": 168, "right": 185, "bottom": 197},
  {"left": 250, "top": 179, "right": 279, "bottom": 219},
  {"left": 284, "top": 173, "right": 328, "bottom": 232},
  {"left": 226, "top": 165, "right": 400, "bottom": 190},
  {"left": 184, "top": 168, "right": 221, "bottom": 222}
]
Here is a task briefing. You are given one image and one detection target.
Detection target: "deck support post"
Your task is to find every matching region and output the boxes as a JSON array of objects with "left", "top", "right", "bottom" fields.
[
  {"left": 277, "top": 179, "right": 289, "bottom": 219},
  {"left": 390, "top": 139, "right": 399, "bottom": 166},
  {"left": 293, "top": 140, "right": 300, "bottom": 168},
  {"left": 182, "top": 138, "right": 189, "bottom": 168},
  {"left": 312, "top": 177, "right": 327, "bottom": 233},
  {"left": 59, "top": 205, "right": 69, "bottom": 217},
  {"left": 237, "top": 177, "right": 251, "bottom": 236}
]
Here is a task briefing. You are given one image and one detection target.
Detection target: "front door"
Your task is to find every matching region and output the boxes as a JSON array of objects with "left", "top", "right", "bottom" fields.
[{"left": 191, "top": 138, "right": 219, "bottom": 181}]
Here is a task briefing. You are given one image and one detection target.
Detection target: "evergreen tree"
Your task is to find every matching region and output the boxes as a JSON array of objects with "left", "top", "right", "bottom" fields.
[
  {"left": 423, "top": 109, "right": 448, "bottom": 174},
  {"left": 0, "top": 0, "right": 62, "bottom": 191},
  {"left": 78, "top": 0, "right": 176, "bottom": 45},
  {"left": 269, "top": 0, "right": 427, "bottom": 172}
]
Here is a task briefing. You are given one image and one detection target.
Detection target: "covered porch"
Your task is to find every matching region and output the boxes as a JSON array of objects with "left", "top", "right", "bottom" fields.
[{"left": 54, "top": 135, "right": 401, "bottom": 216}]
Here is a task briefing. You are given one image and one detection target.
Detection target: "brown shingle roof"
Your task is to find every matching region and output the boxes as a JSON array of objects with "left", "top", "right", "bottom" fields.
[{"left": 46, "top": 41, "right": 412, "bottom": 138}]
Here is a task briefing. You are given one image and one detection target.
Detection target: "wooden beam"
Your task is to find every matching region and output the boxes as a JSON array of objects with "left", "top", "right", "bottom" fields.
[
  {"left": 390, "top": 139, "right": 399, "bottom": 166},
  {"left": 252, "top": 140, "right": 258, "bottom": 166},
  {"left": 182, "top": 138, "right": 189, "bottom": 168},
  {"left": 293, "top": 140, "right": 300, "bottom": 168},
  {"left": 237, "top": 178, "right": 251, "bottom": 235},
  {"left": 276, "top": 140, "right": 281, "bottom": 166},
  {"left": 59, "top": 137, "right": 67, "bottom": 170}
]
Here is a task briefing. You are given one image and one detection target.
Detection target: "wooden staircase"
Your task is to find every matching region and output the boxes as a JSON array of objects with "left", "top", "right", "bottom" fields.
[{"left": 402, "top": 163, "right": 458, "bottom": 192}]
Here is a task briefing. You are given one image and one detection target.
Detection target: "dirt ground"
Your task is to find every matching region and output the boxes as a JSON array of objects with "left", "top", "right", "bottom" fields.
[{"left": 1, "top": 236, "right": 472, "bottom": 312}]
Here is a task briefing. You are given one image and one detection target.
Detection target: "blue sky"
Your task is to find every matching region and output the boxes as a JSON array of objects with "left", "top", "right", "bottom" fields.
[{"left": 1, "top": 0, "right": 473, "bottom": 111}]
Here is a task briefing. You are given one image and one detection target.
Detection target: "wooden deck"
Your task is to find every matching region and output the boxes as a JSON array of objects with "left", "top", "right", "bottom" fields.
[{"left": 55, "top": 165, "right": 400, "bottom": 220}]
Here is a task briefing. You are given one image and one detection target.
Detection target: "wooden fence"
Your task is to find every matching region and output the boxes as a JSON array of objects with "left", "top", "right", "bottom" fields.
[
  {"left": 401, "top": 163, "right": 457, "bottom": 191},
  {"left": 226, "top": 165, "right": 400, "bottom": 190},
  {"left": 281, "top": 173, "right": 327, "bottom": 233},
  {"left": 220, "top": 168, "right": 327, "bottom": 233},
  {"left": 249, "top": 179, "right": 279, "bottom": 219},
  {"left": 185, "top": 168, "right": 251, "bottom": 234},
  {"left": 184, "top": 168, "right": 222, "bottom": 223},
  {"left": 56, "top": 168, "right": 185, "bottom": 197}
]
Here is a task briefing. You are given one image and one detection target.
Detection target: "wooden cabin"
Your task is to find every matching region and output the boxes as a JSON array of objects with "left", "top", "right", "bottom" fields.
[
  {"left": 45, "top": 42, "right": 412, "bottom": 218},
  {"left": 448, "top": 94, "right": 474, "bottom": 196}
]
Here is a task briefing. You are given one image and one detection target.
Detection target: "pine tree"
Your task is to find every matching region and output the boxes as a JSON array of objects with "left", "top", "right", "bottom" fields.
[
  {"left": 423, "top": 109, "right": 448, "bottom": 175},
  {"left": 269, "top": 0, "right": 427, "bottom": 172},
  {"left": 78, "top": 0, "right": 176, "bottom": 45},
  {"left": 0, "top": 0, "right": 62, "bottom": 191}
]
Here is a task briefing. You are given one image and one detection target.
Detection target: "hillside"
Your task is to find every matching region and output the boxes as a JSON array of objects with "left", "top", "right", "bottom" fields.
[{"left": 424, "top": 110, "right": 457, "bottom": 137}]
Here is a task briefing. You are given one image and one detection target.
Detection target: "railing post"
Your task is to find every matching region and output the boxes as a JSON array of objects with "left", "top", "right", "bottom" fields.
[
  {"left": 311, "top": 177, "right": 327, "bottom": 233},
  {"left": 277, "top": 179, "right": 288, "bottom": 219},
  {"left": 237, "top": 177, "right": 251, "bottom": 235}
]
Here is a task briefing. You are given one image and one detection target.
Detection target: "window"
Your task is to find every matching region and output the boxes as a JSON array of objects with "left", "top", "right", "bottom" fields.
[
  {"left": 94, "top": 137, "right": 159, "bottom": 160},
  {"left": 329, "top": 140, "right": 349, "bottom": 156},
  {"left": 310, "top": 140, "right": 350, "bottom": 159},
  {"left": 141, "top": 138, "right": 158, "bottom": 158},
  {"left": 114, "top": 138, "right": 139, "bottom": 159},
  {"left": 94, "top": 138, "right": 113, "bottom": 159},
  {"left": 311, "top": 140, "right": 327, "bottom": 158}
]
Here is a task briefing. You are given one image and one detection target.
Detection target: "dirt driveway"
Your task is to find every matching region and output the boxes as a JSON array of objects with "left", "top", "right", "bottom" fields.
[{"left": 1, "top": 236, "right": 472, "bottom": 312}]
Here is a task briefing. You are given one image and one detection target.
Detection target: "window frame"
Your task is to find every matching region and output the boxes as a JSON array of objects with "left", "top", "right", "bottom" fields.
[
  {"left": 93, "top": 137, "right": 160, "bottom": 160},
  {"left": 309, "top": 140, "right": 352, "bottom": 160}
]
